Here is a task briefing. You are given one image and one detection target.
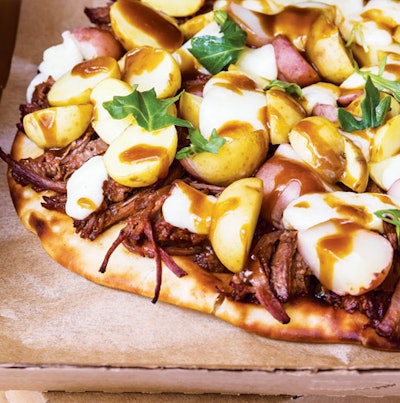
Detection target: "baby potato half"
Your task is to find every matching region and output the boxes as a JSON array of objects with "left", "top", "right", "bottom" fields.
[
  {"left": 180, "top": 129, "right": 268, "bottom": 187},
  {"left": 103, "top": 124, "right": 177, "bottom": 187},
  {"left": 209, "top": 177, "right": 263, "bottom": 273},
  {"left": 23, "top": 104, "right": 93, "bottom": 149}
]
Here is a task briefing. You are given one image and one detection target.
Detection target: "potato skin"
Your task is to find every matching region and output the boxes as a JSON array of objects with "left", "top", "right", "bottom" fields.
[{"left": 255, "top": 154, "right": 326, "bottom": 227}]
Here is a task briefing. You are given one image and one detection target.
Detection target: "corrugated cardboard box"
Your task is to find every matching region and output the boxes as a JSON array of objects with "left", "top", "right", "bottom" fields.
[{"left": 1, "top": 0, "right": 400, "bottom": 398}]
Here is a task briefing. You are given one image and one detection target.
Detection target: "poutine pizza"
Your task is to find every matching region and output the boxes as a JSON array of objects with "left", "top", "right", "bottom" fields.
[{"left": 2, "top": 0, "right": 400, "bottom": 350}]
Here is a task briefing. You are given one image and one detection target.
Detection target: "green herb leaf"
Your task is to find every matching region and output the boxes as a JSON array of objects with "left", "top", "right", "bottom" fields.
[
  {"left": 189, "top": 10, "right": 247, "bottom": 75},
  {"left": 374, "top": 208, "right": 400, "bottom": 246},
  {"left": 356, "top": 57, "right": 400, "bottom": 102},
  {"left": 103, "top": 86, "right": 193, "bottom": 132},
  {"left": 175, "top": 128, "right": 226, "bottom": 159},
  {"left": 338, "top": 76, "right": 391, "bottom": 132},
  {"left": 264, "top": 80, "right": 303, "bottom": 97}
]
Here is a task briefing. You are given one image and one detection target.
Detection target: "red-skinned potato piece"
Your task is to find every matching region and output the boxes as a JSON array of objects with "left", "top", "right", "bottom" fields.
[
  {"left": 312, "top": 103, "right": 338, "bottom": 123},
  {"left": 338, "top": 89, "right": 364, "bottom": 107},
  {"left": 255, "top": 153, "right": 326, "bottom": 228},
  {"left": 272, "top": 35, "right": 320, "bottom": 87},
  {"left": 71, "top": 27, "right": 125, "bottom": 60},
  {"left": 227, "top": 3, "right": 274, "bottom": 47}
]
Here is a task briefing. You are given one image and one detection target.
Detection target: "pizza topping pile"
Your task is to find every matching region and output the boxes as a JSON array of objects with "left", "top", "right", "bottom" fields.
[{"left": 4, "top": 0, "right": 400, "bottom": 347}]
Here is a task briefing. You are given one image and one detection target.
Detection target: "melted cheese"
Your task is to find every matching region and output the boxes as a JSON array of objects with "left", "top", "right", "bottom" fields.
[
  {"left": 235, "top": 44, "right": 277, "bottom": 83},
  {"left": 298, "top": 218, "right": 393, "bottom": 296},
  {"left": 282, "top": 191, "right": 399, "bottom": 232},
  {"left": 200, "top": 71, "right": 267, "bottom": 139},
  {"left": 66, "top": 156, "right": 109, "bottom": 220},
  {"left": 27, "top": 31, "right": 84, "bottom": 102},
  {"left": 162, "top": 180, "right": 216, "bottom": 234}
]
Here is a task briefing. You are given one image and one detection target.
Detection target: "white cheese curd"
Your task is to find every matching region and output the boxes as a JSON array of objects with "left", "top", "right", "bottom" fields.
[
  {"left": 162, "top": 180, "right": 216, "bottom": 235},
  {"left": 26, "top": 31, "right": 84, "bottom": 102},
  {"left": 235, "top": 44, "right": 278, "bottom": 83},
  {"left": 200, "top": 71, "right": 267, "bottom": 139},
  {"left": 297, "top": 218, "right": 393, "bottom": 296},
  {"left": 301, "top": 83, "right": 339, "bottom": 114},
  {"left": 340, "top": 66, "right": 380, "bottom": 90},
  {"left": 361, "top": 21, "right": 393, "bottom": 49},
  {"left": 282, "top": 191, "right": 399, "bottom": 233},
  {"left": 363, "top": 0, "right": 400, "bottom": 25},
  {"left": 328, "top": 0, "right": 364, "bottom": 20},
  {"left": 340, "top": 66, "right": 397, "bottom": 90},
  {"left": 39, "top": 31, "right": 84, "bottom": 79},
  {"left": 66, "top": 156, "right": 109, "bottom": 220}
]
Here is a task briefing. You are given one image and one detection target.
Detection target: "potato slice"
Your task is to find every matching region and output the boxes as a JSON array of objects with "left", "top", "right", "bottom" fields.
[
  {"left": 370, "top": 114, "right": 400, "bottom": 163},
  {"left": 297, "top": 218, "right": 393, "bottom": 296},
  {"left": 110, "top": 0, "right": 183, "bottom": 52},
  {"left": 266, "top": 89, "right": 306, "bottom": 145},
  {"left": 288, "top": 116, "right": 346, "bottom": 183},
  {"left": 369, "top": 154, "right": 400, "bottom": 191},
  {"left": 122, "top": 46, "right": 181, "bottom": 99},
  {"left": 103, "top": 124, "right": 177, "bottom": 187},
  {"left": 179, "top": 11, "right": 215, "bottom": 40},
  {"left": 339, "top": 137, "right": 368, "bottom": 193},
  {"left": 142, "top": 0, "right": 205, "bottom": 17},
  {"left": 23, "top": 104, "right": 93, "bottom": 149},
  {"left": 90, "top": 78, "right": 136, "bottom": 144},
  {"left": 305, "top": 13, "right": 354, "bottom": 84},
  {"left": 48, "top": 56, "right": 120, "bottom": 106},
  {"left": 180, "top": 130, "right": 267, "bottom": 187},
  {"left": 209, "top": 178, "right": 263, "bottom": 273},
  {"left": 178, "top": 91, "right": 202, "bottom": 129}
]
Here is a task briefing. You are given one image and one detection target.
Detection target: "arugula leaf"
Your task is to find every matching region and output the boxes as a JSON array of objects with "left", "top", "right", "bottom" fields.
[
  {"left": 175, "top": 129, "right": 226, "bottom": 160},
  {"left": 103, "top": 86, "right": 192, "bottom": 132},
  {"left": 356, "top": 57, "right": 400, "bottom": 102},
  {"left": 264, "top": 80, "right": 303, "bottom": 97},
  {"left": 374, "top": 208, "right": 400, "bottom": 246},
  {"left": 189, "top": 10, "right": 247, "bottom": 75},
  {"left": 338, "top": 76, "right": 391, "bottom": 132}
]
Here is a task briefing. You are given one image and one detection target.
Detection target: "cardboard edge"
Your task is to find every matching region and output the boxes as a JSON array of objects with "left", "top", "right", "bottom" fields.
[{"left": 0, "top": 365, "right": 399, "bottom": 396}]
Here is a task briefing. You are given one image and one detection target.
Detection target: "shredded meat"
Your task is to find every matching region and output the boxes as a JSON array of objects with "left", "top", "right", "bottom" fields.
[
  {"left": 19, "top": 129, "right": 108, "bottom": 183},
  {"left": 98, "top": 184, "right": 187, "bottom": 303},
  {"left": 377, "top": 279, "right": 400, "bottom": 340},
  {"left": 270, "top": 230, "right": 297, "bottom": 302},
  {"left": 193, "top": 244, "right": 227, "bottom": 273},
  {"left": 102, "top": 179, "right": 133, "bottom": 203},
  {"left": 225, "top": 231, "right": 291, "bottom": 324},
  {"left": 42, "top": 193, "right": 67, "bottom": 212},
  {"left": 153, "top": 215, "right": 208, "bottom": 250},
  {"left": 0, "top": 148, "right": 67, "bottom": 194}
]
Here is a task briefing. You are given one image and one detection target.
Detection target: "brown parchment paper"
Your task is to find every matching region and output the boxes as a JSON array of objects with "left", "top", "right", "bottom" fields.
[{"left": 1, "top": 0, "right": 400, "bottom": 380}]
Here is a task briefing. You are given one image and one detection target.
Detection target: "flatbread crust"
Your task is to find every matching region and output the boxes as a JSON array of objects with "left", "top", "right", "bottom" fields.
[{"left": 8, "top": 130, "right": 400, "bottom": 351}]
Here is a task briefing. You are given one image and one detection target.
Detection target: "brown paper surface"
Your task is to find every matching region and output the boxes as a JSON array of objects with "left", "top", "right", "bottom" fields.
[{"left": 1, "top": 0, "right": 400, "bottom": 391}]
